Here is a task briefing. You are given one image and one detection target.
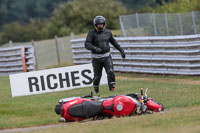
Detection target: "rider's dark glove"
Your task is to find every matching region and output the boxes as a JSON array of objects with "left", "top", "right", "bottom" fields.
[
  {"left": 120, "top": 49, "right": 126, "bottom": 59},
  {"left": 94, "top": 47, "right": 102, "bottom": 53}
]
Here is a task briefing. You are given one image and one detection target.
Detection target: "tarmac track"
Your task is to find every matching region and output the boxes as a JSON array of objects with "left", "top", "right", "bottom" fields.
[{"left": 0, "top": 123, "right": 66, "bottom": 133}]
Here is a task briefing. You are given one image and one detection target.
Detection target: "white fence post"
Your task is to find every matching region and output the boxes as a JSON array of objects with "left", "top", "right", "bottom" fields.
[
  {"left": 152, "top": 13, "right": 157, "bottom": 36},
  {"left": 119, "top": 16, "right": 126, "bottom": 37},
  {"left": 164, "top": 13, "right": 169, "bottom": 36},
  {"left": 136, "top": 13, "right": 141, "bottom": 36},
  {"left": 192, "top": 11, "right": 197, "bottom": 34},
  {"left": 178, "top": 13, "right": 183, "bottom": 35}
]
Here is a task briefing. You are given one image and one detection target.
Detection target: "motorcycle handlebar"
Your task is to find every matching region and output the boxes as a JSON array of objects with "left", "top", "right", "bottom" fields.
[
  {"left": 140, "top": 88, "right": 143, "bottom": 97},
  {"left": 81, "top": 91, "right": 94, "bottom": 98}
]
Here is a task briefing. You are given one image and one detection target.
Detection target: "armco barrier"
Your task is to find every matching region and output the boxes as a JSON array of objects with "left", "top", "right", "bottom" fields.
[
  {"left": 71, "top": 34, "right": 200, "bottom": 75},
  {"left": 0, "top": 46, "right": 35, "bottom": 76}
]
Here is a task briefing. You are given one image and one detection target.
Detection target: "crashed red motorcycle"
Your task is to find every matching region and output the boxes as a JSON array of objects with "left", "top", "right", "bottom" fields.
[{"left": 55, "top": 88, "right": 164, "bottom": 122}]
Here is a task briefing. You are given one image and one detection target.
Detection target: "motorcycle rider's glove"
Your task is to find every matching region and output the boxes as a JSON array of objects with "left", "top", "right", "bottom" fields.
[
  {"left": 94, "top": 47, "right": 102, "bottom": 53},
  {"left": 120, "top": 49, "right": 126, "bottom": 59}
]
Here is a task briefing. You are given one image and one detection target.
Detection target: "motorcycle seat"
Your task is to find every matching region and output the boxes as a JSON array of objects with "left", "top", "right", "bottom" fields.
[{"left": 68, "top": 101, "right": 102, "bottom": 118}]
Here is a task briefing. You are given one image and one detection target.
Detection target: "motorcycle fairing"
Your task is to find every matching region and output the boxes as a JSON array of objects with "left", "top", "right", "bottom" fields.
[{"left": 102, "top": 95, "right": 136, "bottom": 117}]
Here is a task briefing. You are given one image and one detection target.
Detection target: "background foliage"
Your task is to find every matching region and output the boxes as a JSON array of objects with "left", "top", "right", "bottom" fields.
[
  {"left": 0, "top": 0, "right": 69, "bottom": 27},
  {"left": 146, "top": 0, "right": 200, "bottom": 13},
  {"left": 44, "top": 0, "right": 127, "bottom": 38}
]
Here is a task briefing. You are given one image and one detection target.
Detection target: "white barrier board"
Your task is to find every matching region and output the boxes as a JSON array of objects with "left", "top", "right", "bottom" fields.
[{"left": 9, "top": 64, "right": 107, "bottom": 97}]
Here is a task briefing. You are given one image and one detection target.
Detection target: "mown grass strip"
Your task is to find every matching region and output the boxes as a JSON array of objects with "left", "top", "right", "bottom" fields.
[
  {"left": 0, "top": 73, "right": 200, "bottom": 129},
  {"left": 22, "top": 106, "right": 200, "bottom": 133}
]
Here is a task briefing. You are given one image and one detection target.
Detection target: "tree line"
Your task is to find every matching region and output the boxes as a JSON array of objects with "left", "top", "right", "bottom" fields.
[
  {"left": 0, "top": 0, "right": 199, "bottom": 45},
  {"left": 0, "top": 0, "right": 69, "bottom": 27}
]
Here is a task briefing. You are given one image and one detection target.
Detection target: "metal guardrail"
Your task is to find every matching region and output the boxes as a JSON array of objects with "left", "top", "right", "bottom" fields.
[
  {"left": 71, "top": 34, "right": 200, "bottom": 75},
  {"left": 0, "top": 46, "right": 35, "bottom": 76}
]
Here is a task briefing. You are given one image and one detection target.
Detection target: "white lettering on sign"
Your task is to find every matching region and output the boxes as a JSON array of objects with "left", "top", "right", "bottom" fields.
[{"left": 9, "top": 64, "right": 107, "bottom": 97}]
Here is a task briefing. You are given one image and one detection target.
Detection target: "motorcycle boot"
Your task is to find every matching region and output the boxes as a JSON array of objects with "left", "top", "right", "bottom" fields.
[
  {"left": 93, "top": 85, "right": 99, "bottom": 93},
  {"left": 109, "top": 82, "right": 115, "bottom": 91}
]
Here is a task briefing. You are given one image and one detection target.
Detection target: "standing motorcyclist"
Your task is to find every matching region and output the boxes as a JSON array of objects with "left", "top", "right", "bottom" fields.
[{"left": 85, "top": 16, "right": 126, "bottom": 93}]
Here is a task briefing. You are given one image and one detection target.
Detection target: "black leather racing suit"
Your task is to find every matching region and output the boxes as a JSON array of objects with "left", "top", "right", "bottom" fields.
[{"left": 85, "top": 29, "right": 125, "bottom": 90}]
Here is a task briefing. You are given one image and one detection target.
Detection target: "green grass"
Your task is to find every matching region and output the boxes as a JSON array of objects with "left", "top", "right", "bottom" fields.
[
  {"left": 0, "top": 73, "right": 200, "bottom": 131},
  {"left": 24, "top": 106, "right": 200, "bottom": 133}
]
